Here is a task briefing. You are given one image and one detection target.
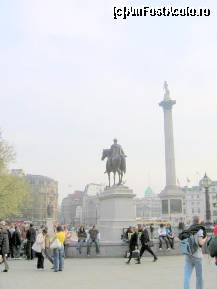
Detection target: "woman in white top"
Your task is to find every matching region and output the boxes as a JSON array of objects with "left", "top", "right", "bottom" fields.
[{"left": 32, "top": 229, "right": 47, "bottom": 269}]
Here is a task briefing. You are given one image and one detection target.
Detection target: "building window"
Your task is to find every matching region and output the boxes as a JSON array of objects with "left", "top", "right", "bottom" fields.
[
  {"left": 170, "top": 199, "right": 182, "bottom": 214},
  {"left": 162, "top": 200, "right": 169, "bottom": 214},
  {"left": 192, "top": 208, "right": 194, "bottom": 214},
  {"left": 198, "top": 208, "right": 200, "bottom": 213},
  {"left": 197, "top": 195, "right": 199, "bottom": 199}
]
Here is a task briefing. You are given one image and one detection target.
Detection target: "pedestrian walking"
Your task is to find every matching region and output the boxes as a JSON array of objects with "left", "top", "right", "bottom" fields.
[
  {"left": 140, "top": 225, "right": 157, "bottom": 262},
  {"left": 126, "top": 227, "right": 140, "bottom": 264},
  {"left": 0, "top": 221, "right": 9, "bottom": 272}
]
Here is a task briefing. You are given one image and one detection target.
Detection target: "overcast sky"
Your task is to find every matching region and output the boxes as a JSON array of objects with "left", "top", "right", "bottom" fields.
[{"left": 1, "top": 0, "right": 217, "bottom": 201}]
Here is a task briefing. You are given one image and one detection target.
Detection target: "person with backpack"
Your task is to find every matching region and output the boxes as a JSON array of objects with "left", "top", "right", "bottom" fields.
[{"left": 182, "top": 216, "right": 207, "bottom": 289}]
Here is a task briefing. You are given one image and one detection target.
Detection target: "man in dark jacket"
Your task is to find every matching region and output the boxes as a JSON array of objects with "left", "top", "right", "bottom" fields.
[
  {"left": 11, "top": 226, "right": 21, "bottom": 259},
  {"left": 0, "top": 221, "right": 9, "bottom": 272},
  {"left": 126, "top": 227, "right": 140, "bottom": 264},
  {"left": 140, "top": 225, "right": 157, "bottom": 262},
  {"left": 26, "top": 224, "right": 36, "bottom": 260}
]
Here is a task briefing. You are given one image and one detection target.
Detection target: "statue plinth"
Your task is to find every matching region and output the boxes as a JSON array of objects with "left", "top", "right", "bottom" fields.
[
  {"left": 160, "top": 186, "right": 185, "bottom": 224},
  {"left": 46, "top": 218, "right": 55, "bottom": 235},
  {"left": 98, "top": 185, "right": 136, "bottom": 243}
]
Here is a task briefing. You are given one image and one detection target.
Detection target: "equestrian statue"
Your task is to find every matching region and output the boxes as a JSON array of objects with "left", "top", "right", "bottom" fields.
[{"left": 101, "top": 139, "right": 126, "bottom": 187}]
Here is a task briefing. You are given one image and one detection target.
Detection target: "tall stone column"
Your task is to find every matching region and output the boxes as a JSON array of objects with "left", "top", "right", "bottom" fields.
[
  {"left": 159, "top": 82, "right": 184, "bottom": 224},
  {"left": 159, "top": 83, "right": 176, "bottom": 189}
]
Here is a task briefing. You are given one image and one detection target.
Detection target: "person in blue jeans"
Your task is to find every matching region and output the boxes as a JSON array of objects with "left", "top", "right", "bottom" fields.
[
  {"left": 53, "top": 225, "right": 65, "bottom": 272},
  {"left": 53, "top": 246, "right": 64, "bottom": 272},
  {"left": 183, "top": 216, "right": 207, "bottom": 289}
]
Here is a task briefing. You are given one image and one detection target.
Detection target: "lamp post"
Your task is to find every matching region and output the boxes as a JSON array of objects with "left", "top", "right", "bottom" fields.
[{"left": 201, "top": 173, "right": 212, "bottom": 223}]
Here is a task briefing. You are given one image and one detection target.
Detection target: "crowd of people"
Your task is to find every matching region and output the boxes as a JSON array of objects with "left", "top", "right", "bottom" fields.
[
  {"left": 0, "top": 221, "right": 101, "bottom": 273},
  {"left": 1, "top": 217, "right": 217, "bottom": 289}
]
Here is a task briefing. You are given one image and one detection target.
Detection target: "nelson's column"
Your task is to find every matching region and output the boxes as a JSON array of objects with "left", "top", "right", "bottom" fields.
[{"left": 159, "top": 82, "right": 184, "bottom": 224}]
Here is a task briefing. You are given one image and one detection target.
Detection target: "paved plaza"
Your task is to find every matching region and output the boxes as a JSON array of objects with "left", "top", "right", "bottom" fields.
[{"left": 0, "top": 256, "right": 216, "bottom": 289}]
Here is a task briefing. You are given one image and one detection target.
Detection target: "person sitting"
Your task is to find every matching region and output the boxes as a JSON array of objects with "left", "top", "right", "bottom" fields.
[
  {"left": 166, "top": 224, "right": 175, "bottom": 249},
  {"left": 158, "top": 224, "right": 169, "bottom": 250},
  {"left": 77, "top": 226, "right": 87, "bottom": 254},
  {"left": 87, "top": 225, "right": 100, "bottom": 256}
]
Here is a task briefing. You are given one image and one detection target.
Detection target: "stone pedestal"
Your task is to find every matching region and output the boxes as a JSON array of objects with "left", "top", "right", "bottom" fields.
[
  {"left": 98, "top": 185, "right": 136, "bottom": 243},
  {"left": 46, "top": 218, "right": 55, "bottom": 235},
  {"left": 160, "top": 185, "right": 185, "bottom": 224}
]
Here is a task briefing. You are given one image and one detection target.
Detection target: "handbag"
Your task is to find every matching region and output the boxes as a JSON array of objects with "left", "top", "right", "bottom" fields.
[
  {"left": 132, "top": 249, "right": 140, "bottom": 258},
  {"left": 32, "top": 241, "right": 42, "bottom": 253},
  {"left": 50, "top": 238, "right": 62, "bottom": 249}
]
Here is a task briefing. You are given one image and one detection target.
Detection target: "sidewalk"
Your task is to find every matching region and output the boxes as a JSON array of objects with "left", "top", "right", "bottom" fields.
[{"left": 0, "top": 255, "right": 216, "bottom": 289}]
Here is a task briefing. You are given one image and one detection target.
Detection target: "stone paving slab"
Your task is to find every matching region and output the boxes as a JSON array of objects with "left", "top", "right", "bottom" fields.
[{"left": 0, "top": 256, "right": 216, "bottom": 289}]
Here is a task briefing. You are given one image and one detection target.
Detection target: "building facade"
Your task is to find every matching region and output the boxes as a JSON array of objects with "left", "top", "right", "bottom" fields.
[
  {"left": 136, "top": 187, "right": 161, "bottom": 221},
  {"left": 61, "top": 183, "right": 104, "bottom": 227},
  {"left": 183, "top": 180, "right": 217, "bottom": 224},
  {"left": 23, "top": 174, "right": 58, "bottom": 223}
]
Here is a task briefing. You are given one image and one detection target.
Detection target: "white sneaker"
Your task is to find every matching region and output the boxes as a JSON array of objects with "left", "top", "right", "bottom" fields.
[
  {"left": 159, "top": 248, "right": 162, "bottom": 251},
  {"left": 167, "top": 248, "right": 171, "bottom": 251}
]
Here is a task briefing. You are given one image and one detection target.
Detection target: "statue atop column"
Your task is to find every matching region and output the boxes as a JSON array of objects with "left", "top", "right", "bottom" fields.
[
  {"left": 101, "top": 139, "right": 126, "bottom": 187},
  {"left": 164, "top": 81, "right": 170, "bottom": 100}
]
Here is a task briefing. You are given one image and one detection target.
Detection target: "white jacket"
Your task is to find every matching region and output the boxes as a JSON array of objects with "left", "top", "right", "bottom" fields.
[{"left": 32, "top": 233, "right": 45, "bottom": 253}]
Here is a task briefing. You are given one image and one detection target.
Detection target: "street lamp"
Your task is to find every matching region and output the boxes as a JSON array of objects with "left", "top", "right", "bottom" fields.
[{"left": 201, "top": 173, "right": 212, "bottom": 223}]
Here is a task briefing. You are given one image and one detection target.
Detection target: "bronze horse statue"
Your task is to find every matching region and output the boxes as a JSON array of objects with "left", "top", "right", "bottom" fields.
[{"left": 101, "top": 149, "right": 126, "bottom": 187}]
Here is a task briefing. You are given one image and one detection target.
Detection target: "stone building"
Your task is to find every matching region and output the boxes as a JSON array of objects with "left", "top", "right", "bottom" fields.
[
  {"left": 183, "top": 180, "right": 217, "bottom": 224},
  {"left": 23, "top": 174, "right": 58, "bottom": 223},
  {"left": 136, "top": 187, "right": 161, "bottom": 220},
  {"left": 61, "top": 183, "right": 104, "bottom": 227},
  {"left": 61, "top": 191, "right": 84, "bottom": 226}
]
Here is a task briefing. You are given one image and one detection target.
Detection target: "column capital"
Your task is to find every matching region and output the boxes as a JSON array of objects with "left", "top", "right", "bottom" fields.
[{"left": 159, "top": 99, "right": 176, "bottom": 110}]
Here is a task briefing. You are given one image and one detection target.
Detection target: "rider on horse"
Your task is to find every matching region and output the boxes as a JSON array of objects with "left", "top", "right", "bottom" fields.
[{"left": 110, "top": 138, "right": 126, "bottom": 160}]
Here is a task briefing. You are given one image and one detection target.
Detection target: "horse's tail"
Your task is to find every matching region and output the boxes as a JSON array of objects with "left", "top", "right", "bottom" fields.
[{"left": 121, "top": 156, "right": 126, "bottom": 174}]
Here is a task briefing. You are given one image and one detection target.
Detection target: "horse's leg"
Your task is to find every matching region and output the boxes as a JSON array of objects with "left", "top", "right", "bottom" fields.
[
  {"left": 118, "top": 171, "right": 121, "bottom": 185},
  {"left": 113, "top": 172, "right": 116, "bottom": 186},
  {"left": 120, "top": 171, "right": 123, "bottom": 184}
]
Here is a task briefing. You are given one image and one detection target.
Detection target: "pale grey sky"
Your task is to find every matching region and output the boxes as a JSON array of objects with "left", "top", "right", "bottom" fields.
[{"left": 1, "top": 0, "right": 217, "bottom": 201}]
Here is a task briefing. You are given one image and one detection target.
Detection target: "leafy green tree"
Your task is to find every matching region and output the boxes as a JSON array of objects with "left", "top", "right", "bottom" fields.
[{"left": 0, "top": 131, "right": 28, "bottom": 219}]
